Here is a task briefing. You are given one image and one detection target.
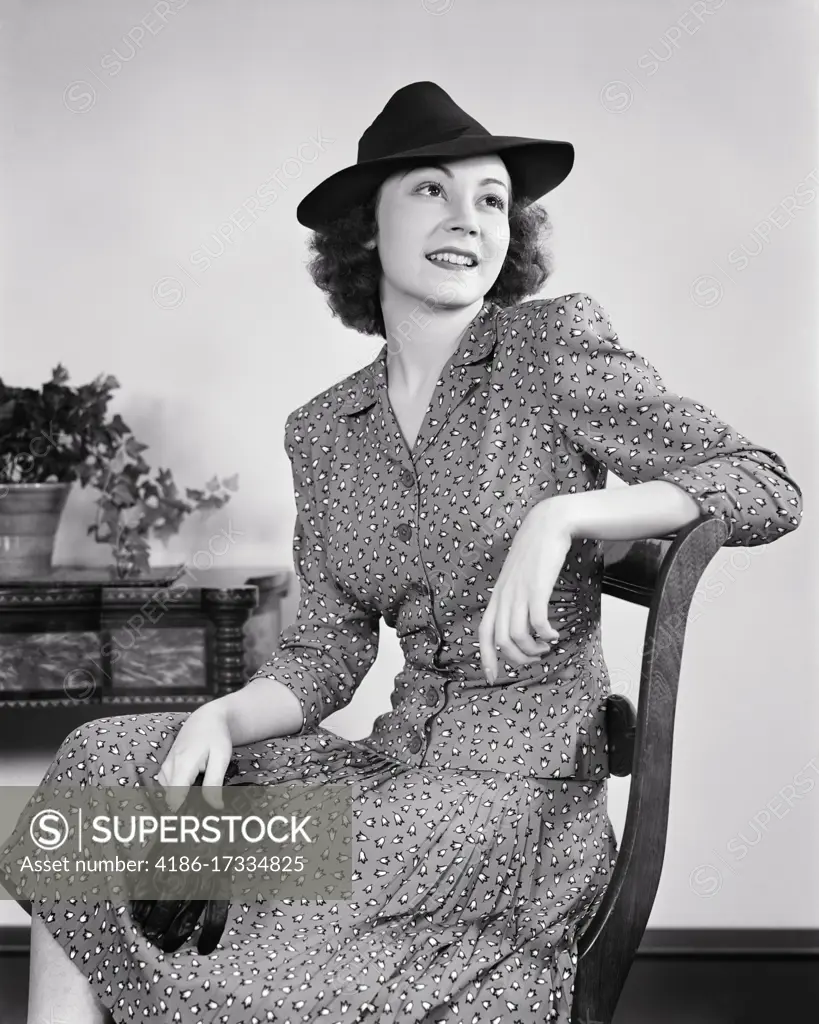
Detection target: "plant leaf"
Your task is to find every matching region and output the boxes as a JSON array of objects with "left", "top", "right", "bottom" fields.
[{"left": 119, "top": 505, "right": 145, "bottom": 530}]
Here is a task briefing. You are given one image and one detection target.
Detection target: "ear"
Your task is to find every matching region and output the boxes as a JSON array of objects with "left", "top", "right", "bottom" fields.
[{"left": 363, "top": 238, "right": 377, "bottom": 251}]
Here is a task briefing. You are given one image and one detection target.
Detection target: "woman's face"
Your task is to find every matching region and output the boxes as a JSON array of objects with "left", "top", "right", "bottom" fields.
[{"left": 372, "top": 154, "right": 512, "bottom": 311}]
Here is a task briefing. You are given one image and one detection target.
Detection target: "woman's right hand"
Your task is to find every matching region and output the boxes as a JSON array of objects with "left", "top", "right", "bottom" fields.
[{"left": 155, "top": 702, "right": 235, "bottom": 812}]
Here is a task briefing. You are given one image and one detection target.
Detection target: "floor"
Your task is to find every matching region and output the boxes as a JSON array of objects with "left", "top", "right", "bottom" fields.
[{"left": 1, "top": 952, "right": 817, "bottom": 1022}]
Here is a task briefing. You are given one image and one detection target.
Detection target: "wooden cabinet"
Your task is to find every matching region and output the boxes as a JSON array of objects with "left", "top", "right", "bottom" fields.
[{"left": 0, "top": 565, "right": 291, "bottom": 710}]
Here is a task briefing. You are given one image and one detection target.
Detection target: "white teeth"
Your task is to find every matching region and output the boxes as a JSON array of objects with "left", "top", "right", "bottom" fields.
[{"left": 427, "top": 252, "right": 477, "bottom": 267}]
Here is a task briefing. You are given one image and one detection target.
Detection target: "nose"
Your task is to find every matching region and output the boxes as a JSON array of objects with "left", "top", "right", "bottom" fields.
[{"left": 444, "top": 194, "right": 481, "bottom": 238}]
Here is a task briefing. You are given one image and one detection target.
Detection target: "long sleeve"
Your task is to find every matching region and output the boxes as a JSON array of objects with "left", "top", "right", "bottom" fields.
[
  {"left": 537, "top": 293, "right": 803, "bottom": 547},
  {"left": 247, "top": 410, "right": 381, "bottom": 733}
]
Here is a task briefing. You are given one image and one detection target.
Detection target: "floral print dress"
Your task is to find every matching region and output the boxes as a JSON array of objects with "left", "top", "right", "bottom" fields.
[{"left": 1, "top": 293, "right": 803, "bottom": 1023}]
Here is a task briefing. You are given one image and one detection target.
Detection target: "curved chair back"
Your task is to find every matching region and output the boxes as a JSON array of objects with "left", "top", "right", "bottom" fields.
[{"left": 571, "top": 516, "right": 730, "bottom": 1024}]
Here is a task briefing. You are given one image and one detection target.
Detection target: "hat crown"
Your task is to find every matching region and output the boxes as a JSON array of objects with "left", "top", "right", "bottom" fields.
[
  {"left": 296, "top": 80, "right": 575, "bottom": 231},
  {"left": 358, "top": 81, "right": 489, "bottom": 163}
]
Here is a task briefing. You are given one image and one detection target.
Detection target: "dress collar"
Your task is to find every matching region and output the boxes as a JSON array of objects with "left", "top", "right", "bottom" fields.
[{"left": 336, "top": 299, "right": 501, "bottom": 418}]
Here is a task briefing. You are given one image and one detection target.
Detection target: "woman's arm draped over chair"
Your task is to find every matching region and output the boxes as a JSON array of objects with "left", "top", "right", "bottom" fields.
[{"left": 535, "top": 293, "right": 803, "bottom": 547}]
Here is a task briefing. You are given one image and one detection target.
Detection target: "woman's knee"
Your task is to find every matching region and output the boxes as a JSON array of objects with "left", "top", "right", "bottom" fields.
[{"left": 52, "top": 711, "right": 192, "bottom": 771}]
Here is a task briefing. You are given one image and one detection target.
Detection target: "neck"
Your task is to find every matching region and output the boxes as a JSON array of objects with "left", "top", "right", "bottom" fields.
[{"left": 380, "top": 288, "right": 486, "bottom": 392}]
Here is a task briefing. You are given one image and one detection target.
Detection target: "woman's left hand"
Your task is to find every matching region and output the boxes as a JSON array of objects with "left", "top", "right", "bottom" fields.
[{"left": 479, "top": 500, "right": 574, "bottom": 684}]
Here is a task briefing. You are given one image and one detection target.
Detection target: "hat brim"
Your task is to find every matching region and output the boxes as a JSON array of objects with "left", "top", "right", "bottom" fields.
[{"left": 296, "top": 134, "right": 574, "bottom": 231}]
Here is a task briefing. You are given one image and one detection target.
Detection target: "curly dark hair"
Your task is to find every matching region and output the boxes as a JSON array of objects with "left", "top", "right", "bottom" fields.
[{"left": 304, "top": 189, "right": 554, "bottom": 339}]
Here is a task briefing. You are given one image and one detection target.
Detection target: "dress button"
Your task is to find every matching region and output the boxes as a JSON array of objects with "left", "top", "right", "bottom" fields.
[
  {"left": 408, "top": 734, "right": 423, "bottom": 754},
  {"left": 395, "top": 523, "right": 412, "bottom": 543},
  {"left": 425, "top": 685, "right": 438, "bottom": 705},
  {"left": 400, "top": 467, "right": 415, "bottom": 488}
]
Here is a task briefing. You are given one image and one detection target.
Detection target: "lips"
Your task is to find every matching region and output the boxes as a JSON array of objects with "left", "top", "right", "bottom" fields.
[{"left": 425, "top": 249, "right": 479, "bottom": 268}]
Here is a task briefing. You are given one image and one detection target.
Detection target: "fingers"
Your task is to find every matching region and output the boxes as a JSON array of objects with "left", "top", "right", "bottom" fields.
[
  {"left": 495, "top": 596, "right": 546, "bottom": 665},
  {"left": 155, "top": 757, "right": 173, "bottom": 789},
  {"left": 480, "top": 586, "right": 559, "bottom": 682},
  {"left": 478, "top": 601, "right": 499, "bottom": 683},
  {"left": 509, "top": 600, "right": 555, "bottom": 656},
  {"left": 527, "top": 604, "right": 559, "bottom": 646},
  {"left": 156, "top": 726, "right": 234, "bottom": 813},
  {"left": 201, "top": 746, "right": 233, "bottom": 810},
  {"left": 160, "top": 755, "right": 205, "bottom": 813}
]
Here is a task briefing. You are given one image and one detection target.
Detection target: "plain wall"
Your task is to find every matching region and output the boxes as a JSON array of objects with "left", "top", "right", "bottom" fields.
[{"left": 1, "top": 0, "right": 816, "bottom": 930}]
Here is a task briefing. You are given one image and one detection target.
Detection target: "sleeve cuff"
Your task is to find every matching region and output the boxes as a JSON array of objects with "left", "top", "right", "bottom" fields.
[
  {"left": 659, "top": 462, "right": 735, "bottom": 530},
  {"left": 246, "top": 668, "right": 322, "bottom": 736}
]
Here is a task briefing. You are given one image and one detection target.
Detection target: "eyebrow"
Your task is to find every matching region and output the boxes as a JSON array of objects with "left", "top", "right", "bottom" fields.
[{"left": 400, "top": 163, "right": 510, "bottom": 192}]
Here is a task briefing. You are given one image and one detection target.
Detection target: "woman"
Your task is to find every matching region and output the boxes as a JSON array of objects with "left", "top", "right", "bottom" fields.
[{"left": 2, "top": 82, "right": 803, "bottom": 1024}]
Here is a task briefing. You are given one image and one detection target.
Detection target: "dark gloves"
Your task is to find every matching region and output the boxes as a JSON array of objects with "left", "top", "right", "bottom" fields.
[
  {"left": 131, "top": 894, "right": 230, "bottom": 955},
  {"left": 131, "top": 757, "right": 252, "bottom": 955}
]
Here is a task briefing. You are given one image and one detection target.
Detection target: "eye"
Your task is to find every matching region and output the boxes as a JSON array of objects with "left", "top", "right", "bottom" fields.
[
  {"left": 415, "top": 181, "right": 446, "bottom": 199},
  {"left": 414, "top": 181, "right": 507, "bottom": 211},
  {"left": 484, "top": 194, "right": 507, "bottom": 211}
]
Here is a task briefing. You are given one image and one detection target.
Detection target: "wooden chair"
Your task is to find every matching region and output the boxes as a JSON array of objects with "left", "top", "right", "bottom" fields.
[{"left": 570, "top": 515, "right": 730, "bottom": 1024}]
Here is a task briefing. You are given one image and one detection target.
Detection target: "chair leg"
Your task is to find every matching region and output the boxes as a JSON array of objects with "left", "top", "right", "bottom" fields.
[
  {"left": 571, "top": 957, "right": 620, "bottom": 1024},
  {"left": 571, "top": 1001, "right": 611, "bottom": 1024}
]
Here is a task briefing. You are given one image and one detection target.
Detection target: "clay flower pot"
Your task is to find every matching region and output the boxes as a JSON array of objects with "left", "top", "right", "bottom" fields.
[{"left": 0, "top": 482, "right": 72, "bottom": 578}]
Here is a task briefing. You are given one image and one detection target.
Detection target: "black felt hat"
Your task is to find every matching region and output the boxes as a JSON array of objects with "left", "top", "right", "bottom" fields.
[{"left": 296, "top": 81, "right": 575, "bottom": 232}]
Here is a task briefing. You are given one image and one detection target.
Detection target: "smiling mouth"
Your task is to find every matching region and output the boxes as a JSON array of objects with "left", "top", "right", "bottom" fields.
[{"left": 425, "top": 253, "right": 479, "bottom": 270}]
